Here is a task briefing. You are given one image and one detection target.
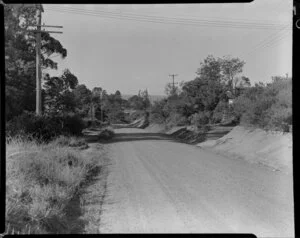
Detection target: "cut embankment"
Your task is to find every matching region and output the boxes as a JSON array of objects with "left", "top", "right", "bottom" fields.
[
  {"left": 197, "top": 126, "right": 293, "bottom": 174},
  {"left": 146, "top": 123, "right": 233, "bottom": 144}
]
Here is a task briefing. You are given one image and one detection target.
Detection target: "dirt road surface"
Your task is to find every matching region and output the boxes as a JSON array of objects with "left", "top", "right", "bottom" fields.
[{"left": 98, "top": 128, "right": 294, "bottom": 237}]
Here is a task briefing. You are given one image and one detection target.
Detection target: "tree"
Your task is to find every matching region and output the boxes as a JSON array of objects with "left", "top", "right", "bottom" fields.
[
  {"left": 73, "top": 84, "right": 92, "bottom": 117},
  {"left": 219, "top": 55, "right": 245, "bottom": 90},
  {"left": 5, "top": 4, "right": 67, "bottom": 120},
  {"left": 165, "top": 81, "right": 185, "bottom": 97},
  {"left": 43, "top": 69, "right": 78, "bottom": 114},
  {"left": 196, "top": 55, "right": 222, "bottom": 82}
]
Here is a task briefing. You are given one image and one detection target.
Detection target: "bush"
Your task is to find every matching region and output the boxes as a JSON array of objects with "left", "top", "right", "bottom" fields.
[
  {"left": 149, "top": 112, "right": 166, "bottom": 124},
  {"left": 98, "top": 128, "right": 115, "bottom": 140},
  {"left": 6, "top": 112, "right": 61, "bottom": 141},
  {"left": 232, "top": 78, "right": 292, "bottom": 131},
  {"left": 6, "top": 112, "right": 85, "bottom": 141},
  {"left": 60, "top": 114, "right": 85, "bottom": 136},
  {"left": 212, "top": 101, "right": 228, "bottom": 124},
  {"left": 189, "top": 111, "right": 211, "bottom": 127},
  {"left": 166, "top": 113, "right": 189, "bottom": 127}
]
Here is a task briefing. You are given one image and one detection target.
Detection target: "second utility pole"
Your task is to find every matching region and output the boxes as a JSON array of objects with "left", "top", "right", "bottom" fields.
[{"left": 169, "top": 74, "right": 178, "bottom": 94}]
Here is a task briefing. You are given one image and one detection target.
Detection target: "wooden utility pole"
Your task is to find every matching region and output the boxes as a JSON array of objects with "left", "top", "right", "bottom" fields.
[
  {"left": 169, "top": 74, "right": 178, "bottom": 95},
  {"left": 35, "top": 6, "right": 42, "bottom": 115},
  {"left": 27, "top": 4, "right": 63, "bottom": 115},
  {"left": 100, "top": 93, "right": 104, "bottom": 122}
]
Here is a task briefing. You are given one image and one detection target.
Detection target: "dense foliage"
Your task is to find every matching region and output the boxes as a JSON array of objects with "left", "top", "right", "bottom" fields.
[
  {"left": 150, "top": 55, "right": 291, "bottom": 132},
  {"left": 233, "top": 77, "right": 292, "bottom": 131},
  {"left": 5, "top": 5, "right": 132, "bottom": 138},
  {"left": 150, "top": 55, "right": 248, "bottom": 128},
  {"left": 5, "top": 4, "right": 67, "bottom": 121},
  {"left": 6, "top": 111, "right": 86, "bottom": 141}
]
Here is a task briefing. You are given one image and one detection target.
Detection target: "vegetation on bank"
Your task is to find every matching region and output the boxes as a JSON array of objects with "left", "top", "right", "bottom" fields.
[
  {"left": 233, "top": 77, "right": 292, "bottom": 132},
  {"left": 149, "top": 55, "right": 292, "bottom": 133},
  {"left": 5, "top": 136, "right": 98, "bottom": 234}
]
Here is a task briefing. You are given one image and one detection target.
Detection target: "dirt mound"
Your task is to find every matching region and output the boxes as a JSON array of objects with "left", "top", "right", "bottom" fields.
[{"left": 198, "top": 126, "right": 293, "bottom": 174}]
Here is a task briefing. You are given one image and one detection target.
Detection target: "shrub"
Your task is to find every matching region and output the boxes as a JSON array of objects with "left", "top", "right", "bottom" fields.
[
  {"left": 6, "top": 112, "right": 61, "bottom": 141},
  {"left": 60, "top": 114, "right": 85, "bottom": 136},
  {"left": 6, "top": 112, "right": 85, "bottom": 141},
  {"left": 212, "top": 101, "right": 228, "bottom": 124},
  {"left": 232, "top": 78, "right": 292, "bottom": 131},
  {"left": 189, "top": 111, "right": 211, "bottom": 127},
  {"left": 149, "top": 112, "right": 166, "bottom": 124},
  {"left": 166, "top": 113, "right": 189, "bottom": 127},
  {"left": 98, "top": 128, "right": 115, "bottom": 140}
]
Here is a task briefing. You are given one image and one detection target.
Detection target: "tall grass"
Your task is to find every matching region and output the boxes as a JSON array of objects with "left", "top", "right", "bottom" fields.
[{"left": 6, "top": 136, "right": 98, "bottom": 234}]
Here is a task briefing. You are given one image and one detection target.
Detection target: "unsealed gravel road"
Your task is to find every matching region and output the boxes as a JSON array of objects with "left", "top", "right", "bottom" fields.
[{"left": 98, "top": 128, "right": 294, "bottom": 237}]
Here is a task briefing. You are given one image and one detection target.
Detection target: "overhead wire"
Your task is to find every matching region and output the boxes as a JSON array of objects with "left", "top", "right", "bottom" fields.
[
  {"left": 43, "top": 4, "right": 292, "bottom": 76},
  {"left": 45, "top": 5, "right": 290, "bottom": 27},
  {"left": 240, "top": 26, "right": 291, "bottom": 57},
  {"left": 44, "top": 5, "right": 291, "bottom": 30},
  {"left": 45, "top": 6, "right": 290, "bottom": 30}
]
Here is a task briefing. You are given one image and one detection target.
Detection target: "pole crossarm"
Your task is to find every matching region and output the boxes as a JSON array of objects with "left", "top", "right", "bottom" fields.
[
  {"left": 26, "top": 30, "right": 63, "bottom": 34},
  {"left": 28, "top": 24, "right": 63, "bottom": 28}
]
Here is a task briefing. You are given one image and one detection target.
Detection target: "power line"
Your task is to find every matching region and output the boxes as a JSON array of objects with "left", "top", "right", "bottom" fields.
[
  {"left": 44, "top": 6, "right": 291, "bottom": 30},
  {"left": 240, "top": 25, "right": 291, "bottom": 58},
  {"left": 45, "top": 6, "right": 291, "bottom": 30},
  {"left": 45, "top": 5, "right": 289, "bottom": 27}
]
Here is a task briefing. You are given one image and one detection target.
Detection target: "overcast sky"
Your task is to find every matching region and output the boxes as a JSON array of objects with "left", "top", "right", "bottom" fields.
[{"left": 42, "top": 1, "right": 292, "bottom": 95}]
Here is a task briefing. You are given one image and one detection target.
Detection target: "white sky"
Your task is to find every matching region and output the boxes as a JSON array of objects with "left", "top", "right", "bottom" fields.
[{"left": 42, "top": 1, "right": 292, "bottom": 95}]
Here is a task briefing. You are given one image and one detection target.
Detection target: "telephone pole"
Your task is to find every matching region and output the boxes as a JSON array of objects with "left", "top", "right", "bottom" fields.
[
  {"left": 35, "top": 6, "right": 42, "bottom": 115},
  {"left": 27, "top": 4, "right": 63, "bottom": 115},
  {"left": 169, "top": 74, "right": 178, "bottom": 95}
]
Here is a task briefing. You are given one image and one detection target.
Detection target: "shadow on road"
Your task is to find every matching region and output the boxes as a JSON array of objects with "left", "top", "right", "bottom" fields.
[
  {"left": 100, "top": 132, "right": 175, "bottom": 144},
  {"left": 83, "top": 125, "right": 234, "bottom": 145}
]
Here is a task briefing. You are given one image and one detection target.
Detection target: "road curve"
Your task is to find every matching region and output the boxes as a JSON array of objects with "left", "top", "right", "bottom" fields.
[{"left": 98, "top": 128, "right": 294, "bottom": 237}]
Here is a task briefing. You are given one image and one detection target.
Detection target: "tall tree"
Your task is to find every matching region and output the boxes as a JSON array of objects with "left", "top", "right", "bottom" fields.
[
  {"left": 73, "top": 84, "right": 92, "bottom": 117},
  {"left": 43, "top": 69, "right": 78, "bottom": 114},
  {"left": 219, "top": 55, "right": 245, "bottom": 90},
  {"left": 5, "top": 4, "right": 67, "bottom": 119},
  {"left": 196, "top": 55, "right": 222, "bottom": 82}
]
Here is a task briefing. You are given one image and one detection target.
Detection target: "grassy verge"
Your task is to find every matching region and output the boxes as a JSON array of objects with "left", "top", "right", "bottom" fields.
[{"left": 5, "top": 135, "right": 99, "bottom": 234}]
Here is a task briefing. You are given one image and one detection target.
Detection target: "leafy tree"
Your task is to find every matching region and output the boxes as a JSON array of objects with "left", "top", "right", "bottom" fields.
[
  {"left": 43, "top": 69, "right": 78, "bottom": 114},
  {"left": 73, "top": 84, "right": 92, "bottom": 117},
  {"left": 127, "top": 89, "right": 150, "bottom": 110},
  {"left": 196, "top": 55, "right": 222, "bottom": 82},
  {"left": 233, "top": 76, "right": 251, "bottom": 96},
  {"left": 164, "top": 81, "right": 184, "bottom": 97},
  {"left": 219, "top": 55, "right": 245, "bottom": 90},
  {"left": 5, "top": 4, "right": 67, "bottom": 120}
]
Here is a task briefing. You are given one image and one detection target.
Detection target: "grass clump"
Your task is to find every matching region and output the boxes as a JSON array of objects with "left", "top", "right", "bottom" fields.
[
  {"left": 51, "top": 136, "right": 88, "bottom": 149},
  {"left": 6, "top": 136, "right": 98, "bottom": 234}
]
